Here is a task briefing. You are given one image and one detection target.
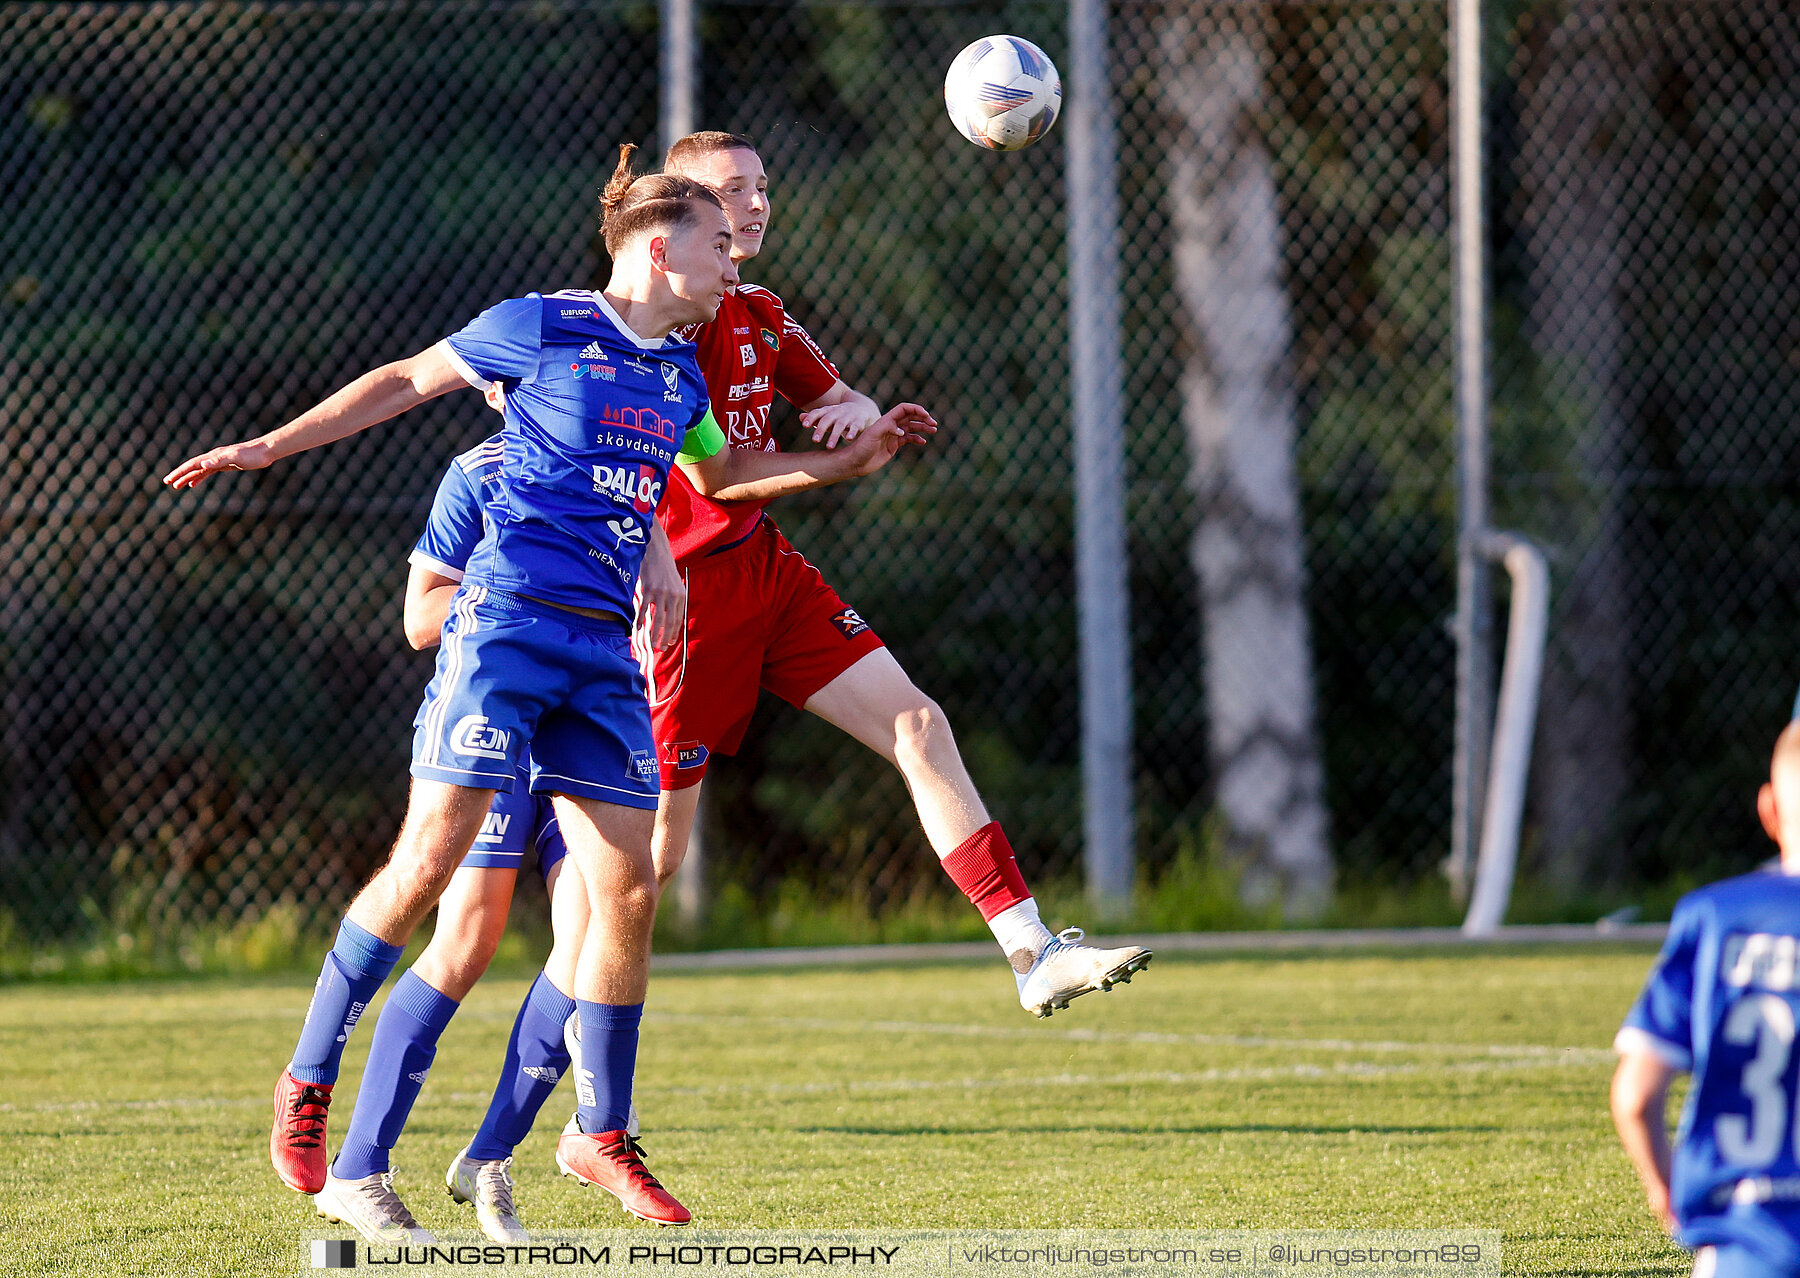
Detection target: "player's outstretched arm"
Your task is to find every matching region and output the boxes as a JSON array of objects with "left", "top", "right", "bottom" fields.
[
  {"left": 799, "top": 380, "right": 881, "bottom": 448},
  {"left": 680, "top": 402, "right": 936, "bottom": 503},
  {"left": 1610, "top": 1049, "right": 1679, "bottom": 1233},
  {"left": 162, "top": 348, "right": 467, "bottom": 489}
]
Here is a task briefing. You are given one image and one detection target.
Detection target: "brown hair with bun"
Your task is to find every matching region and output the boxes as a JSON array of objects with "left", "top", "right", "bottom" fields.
[{"left": 599, "top": 143, "right": 723, "bottom": 259}]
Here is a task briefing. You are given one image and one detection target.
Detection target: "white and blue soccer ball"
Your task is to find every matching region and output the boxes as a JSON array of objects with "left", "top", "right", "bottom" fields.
[{"left": 944, "top": 35, "right": 1062, "bottom": 152}]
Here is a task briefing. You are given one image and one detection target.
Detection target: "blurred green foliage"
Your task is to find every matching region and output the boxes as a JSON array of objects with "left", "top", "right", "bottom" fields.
[{"left": 6, "top": 0, "right": 1800, "bottom": 956}]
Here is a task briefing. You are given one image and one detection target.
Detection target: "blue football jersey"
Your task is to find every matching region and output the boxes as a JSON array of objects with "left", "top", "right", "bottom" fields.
[
  {"left": 1619, "top": 868, "right": 1800, "bottom": 1265},
  {"left": 410, "top": 434, "right": 504, "bottom": 580},
  {"left": 436, "top": 290, "right": 723, "bottom": 614}
]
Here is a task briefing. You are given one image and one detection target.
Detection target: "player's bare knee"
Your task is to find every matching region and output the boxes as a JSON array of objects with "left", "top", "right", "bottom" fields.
[
  {"left": 411, "top": 940, "right": 489, "bottom": 1001},
  {"left": 453, "top": 939, "right": 499, "bottom": 992},
  {"left": 378, "top": 849, "right": 459, "bottom": 920},
  {"left": 653, "top": 849, "right": 686, "bottom": 891},
  {"left": 613, "top": 880, "right": 660, "bottom": 930},
  {"left": 421, "top": 847, "right": 468, "bottom": 896}
]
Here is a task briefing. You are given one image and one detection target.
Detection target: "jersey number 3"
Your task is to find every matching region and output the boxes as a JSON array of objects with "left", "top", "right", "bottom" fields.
[{"left": 1719, "top": 993, "right": 1800, "bottom": 1167}]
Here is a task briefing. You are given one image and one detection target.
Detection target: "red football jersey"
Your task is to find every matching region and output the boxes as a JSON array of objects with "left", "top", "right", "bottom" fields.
[{"left": 660, "top": 282, "right": 842, "bottom": 561}]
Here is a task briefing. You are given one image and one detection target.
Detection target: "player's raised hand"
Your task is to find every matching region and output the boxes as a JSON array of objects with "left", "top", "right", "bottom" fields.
[
  {"left": 881, "top": 401, "right": 937, "bottom": 442},
  {"left": 802, "top": 398, "right": 879, "bottom": 448},
  {"left": 162, "top": 439, "right": 275, "bottom": 490},
  {"left": 835, "top": 403, "right": 936, "bottom": 478}
]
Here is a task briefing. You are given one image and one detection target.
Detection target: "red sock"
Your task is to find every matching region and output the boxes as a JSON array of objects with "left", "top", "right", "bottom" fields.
[{"left": 940, "top": 822, "right": 1032, "bottom": 921}]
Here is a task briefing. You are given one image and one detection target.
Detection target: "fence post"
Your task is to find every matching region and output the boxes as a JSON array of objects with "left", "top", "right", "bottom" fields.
[
  {"left": 661, "top": 0, "right": 704, "bottom": 926},
  {"left": 1067, "top": 0, "right": 1135, "bottom": 911},
  {"left": 660, "top": 0, "right": 697, "bottom": 152},
  {"left": 1448, "top": 0, "right": 1493, "bottom": 905}
]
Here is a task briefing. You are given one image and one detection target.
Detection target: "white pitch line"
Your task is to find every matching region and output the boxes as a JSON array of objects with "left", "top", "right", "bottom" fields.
[
  {"left": 640, "top": 1010, "right": 1617, "bottom": 1065},
  {"left": 0, "top": 1013, "right": 1611, "bottom": 1118},
  {"left": 635, "top": 1052, "right": 1601, "bottom": 1102},
  {"left": 0, "top": 1052, "right": 1602, "bottom": 1117}
]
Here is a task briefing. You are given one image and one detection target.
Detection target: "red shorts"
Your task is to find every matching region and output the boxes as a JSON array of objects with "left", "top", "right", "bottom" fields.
[{"left": 644, "top": 517, "right": 884, "bottom": 789}]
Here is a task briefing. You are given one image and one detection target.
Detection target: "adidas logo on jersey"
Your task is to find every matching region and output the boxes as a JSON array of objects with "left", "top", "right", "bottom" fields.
[{"left": 578, "top": 342, "right": 608, "bottom": 361}]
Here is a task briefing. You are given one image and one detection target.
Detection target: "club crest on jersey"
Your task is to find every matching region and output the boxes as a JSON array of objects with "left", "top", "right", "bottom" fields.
[
  {"left": 660, "top": 740, "right": 708, "bottom": 770},
  {"left": 760, "top": 327, "right": 780, "bottom": 352},
  {"left": 830, "top": 608, "right": 870, "bottom": 639}
]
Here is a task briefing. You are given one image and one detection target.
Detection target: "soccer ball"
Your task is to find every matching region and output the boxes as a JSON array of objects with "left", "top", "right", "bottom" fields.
[{"left": 943, "top": 35, "right": 1062, "bottom": 152}]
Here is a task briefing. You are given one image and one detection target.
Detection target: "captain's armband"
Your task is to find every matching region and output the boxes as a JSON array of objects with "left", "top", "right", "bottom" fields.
[{"left": 676, "top": 409, "right": 725, "bottom": 465}]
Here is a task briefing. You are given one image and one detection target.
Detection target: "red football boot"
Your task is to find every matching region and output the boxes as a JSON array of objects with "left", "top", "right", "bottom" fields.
[
  {"left": 555, "top": 1124, "right": 691, "bottom": 1226},
  {"left": 270, "top": 1070, "right": 334, "bottom": 1193}
]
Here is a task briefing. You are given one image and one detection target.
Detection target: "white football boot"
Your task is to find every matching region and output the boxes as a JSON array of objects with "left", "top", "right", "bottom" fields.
[
  {"left": 314, "top": 1170, "right": 436, "bottom": 1246},
  {"left": 445, "top": 1146, "right": 528, "bottom": 1244},
  {"left": 1016, "top": 927, "right": 1152, "bottom": 1018}
]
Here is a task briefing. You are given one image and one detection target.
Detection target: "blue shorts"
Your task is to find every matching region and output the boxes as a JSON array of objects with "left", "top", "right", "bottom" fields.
[
  {"left": 411, "top": 587, "right": 659, "bottom": 809},
  {"left": 459, "top": 757, "right": 568, "bottom": 878}
]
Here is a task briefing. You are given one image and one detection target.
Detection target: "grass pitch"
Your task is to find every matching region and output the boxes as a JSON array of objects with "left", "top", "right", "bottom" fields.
[{"left": 1, "top": 945, "right": 1691, "bottom": 1275}]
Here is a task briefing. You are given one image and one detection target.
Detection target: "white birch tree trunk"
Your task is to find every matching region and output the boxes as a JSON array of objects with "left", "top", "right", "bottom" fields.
[{"left": 1154, "top": 7, "right": 1332, "bottom": 918}]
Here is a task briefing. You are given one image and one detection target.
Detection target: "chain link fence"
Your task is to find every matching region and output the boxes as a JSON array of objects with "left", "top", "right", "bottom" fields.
[{"left": 4, "top": 0, "right": 1797, "bottom": 948}]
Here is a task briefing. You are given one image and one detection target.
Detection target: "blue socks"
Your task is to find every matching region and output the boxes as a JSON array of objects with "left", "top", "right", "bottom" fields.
[
  {"left": 288, "top": 917, "right": 642, "bottom": 1166},
  {"left": 466, "top": 971, "right": 578, "bottom": 1161},
  {"left": 331, "top": 970, "right": 460, "bottom": 1181},
  {"left": 574, "top": 1000, "right": 642, "bottom": 1135},
  {"left": 289, "top": 919, "right": 404, "bottom": 1086}
]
